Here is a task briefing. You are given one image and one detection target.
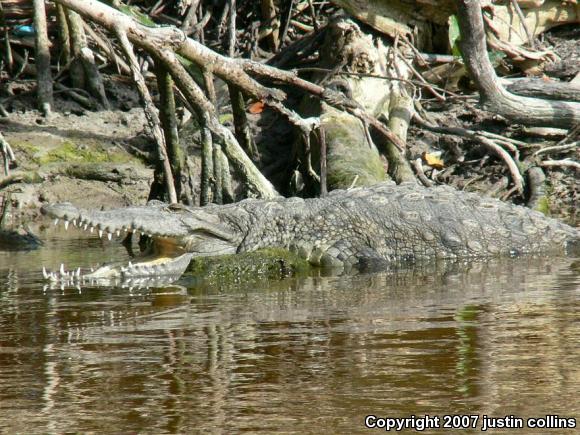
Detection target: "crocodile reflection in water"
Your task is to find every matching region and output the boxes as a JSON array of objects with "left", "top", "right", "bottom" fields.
[{"left": 41, "top": 182, "right": 579, "bottom": 286}]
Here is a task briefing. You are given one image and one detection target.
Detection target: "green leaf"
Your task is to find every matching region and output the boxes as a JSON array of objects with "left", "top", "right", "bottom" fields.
[
  {"left": 448, "top": 15, "right": 462, "bottom": 58},
  {"left": 118, "top": 4, "right": 156, "bottom": 27}
]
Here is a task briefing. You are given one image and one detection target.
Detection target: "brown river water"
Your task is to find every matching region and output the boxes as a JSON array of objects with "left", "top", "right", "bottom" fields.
[{"left": 0, "top": 227, "right": 579, "bottom": 434}]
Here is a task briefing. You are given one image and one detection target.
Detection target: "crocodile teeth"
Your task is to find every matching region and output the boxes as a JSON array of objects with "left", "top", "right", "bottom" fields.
[
  {"left": 42, "top": 267, "right": 49, "bottom": 279},
  {"left": 98, "top": 230, "right": 103, "bottom": 238},
  {"left": 76, "top": 268, "right": 81, "bottom": 277},
  {"left": 116, "top": 230, "right": 120, "bottom": 237},
  {"left": 107, "top": 232, "right": 112, "bottom": 241},
  {"left": 53, "top": 219, "right": 59, "bottom": 226},
  {"left": 90, "top": 226, "right": 94, "bottom": 233},
  {"left": 72, "top": 219, "right": 77, "bottom": 227},
  {"left": 83, "top": 223, "right": 88, "bottom": 230},
  {"left": 64, "top": 220, "right": 69, "bottom": 230},
  {"left": 60, "top": 264, "right": 65, "bottom": 275}
]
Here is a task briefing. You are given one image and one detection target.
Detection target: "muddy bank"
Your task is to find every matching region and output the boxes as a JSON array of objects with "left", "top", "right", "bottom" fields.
[{"left": 1, "top": 108, "right": 158, "bottom": 226}]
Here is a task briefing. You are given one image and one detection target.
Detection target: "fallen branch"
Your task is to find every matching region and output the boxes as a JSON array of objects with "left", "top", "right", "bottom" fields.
[
  {"left": 0, "top": 163, "right": 150, "bottom": 190},
  {"left": 455, "top": 0, "right": 580, "bottom": 128},
  {"left": 414, "top": 116, "right": 525, "bottom": 194},
  {"left": 540, "top": 159, "right": 580, "bottom": 170},
  {"left": 412, "top": 158, "right": 434, "bottom": 187},
  {"left": 556, "top": 123, "right": 580, "bottom": 145},
  {"left": 477, "top": 136, "right": 525, "bottom": 194},
  {"left": 533, "top": 141, "right": 579, "bottom": 157},
  {"left": 53, "top": 82, "right": 96, "bottom": 109},
  {"left": 0, "top": 172, "right": 43, "bottom": 189},
  {"left": 505, "top": 79, "right": 580, "bottom": 102}
]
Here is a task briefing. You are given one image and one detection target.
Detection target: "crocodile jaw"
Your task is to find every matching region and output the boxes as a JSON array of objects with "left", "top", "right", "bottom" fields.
[
  {"left": 88, "top": 253, "right": 195, "bottom": 279},
  {"left": 40, "top": 202, "right": 239, "bottom": 284},
  {"left": 41, "top": 237, "right": 196, "bottom": 284}
]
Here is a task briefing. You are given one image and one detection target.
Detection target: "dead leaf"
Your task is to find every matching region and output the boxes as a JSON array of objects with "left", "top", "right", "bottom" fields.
[
  {"left": 422, "top": 152, "right": 445, "bottom": 169},
  {"left": 248, "top": 101, "right": 265, "bottom": 114}
]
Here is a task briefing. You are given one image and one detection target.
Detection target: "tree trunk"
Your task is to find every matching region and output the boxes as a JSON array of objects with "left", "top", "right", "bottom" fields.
[{"left": 33, "top": 0, "right": 53, "bottom": 115}]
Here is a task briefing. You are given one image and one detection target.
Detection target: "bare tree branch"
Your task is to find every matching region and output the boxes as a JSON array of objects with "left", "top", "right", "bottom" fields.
[{"left": 454, "top": 0, "right": 580, "bottom": 128}]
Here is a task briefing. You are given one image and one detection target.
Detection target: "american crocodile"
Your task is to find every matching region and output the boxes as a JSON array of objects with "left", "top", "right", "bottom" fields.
[{"left": 41, "top": 182, "right": 579, "bottom": 284}]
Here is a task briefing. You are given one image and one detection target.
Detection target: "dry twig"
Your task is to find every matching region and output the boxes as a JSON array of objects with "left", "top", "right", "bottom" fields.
[
  {"left": 0, "top": 132, "right": 16, "bottom": 176},
  {"left": 540, "top": 159, "right": 580, "bottom": 170},
  {"left": 533, "top": 141, "right": 579, "bottom": 158},
  {"left": 414, "top": 115, "right": 525, "bottom": 194}
]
